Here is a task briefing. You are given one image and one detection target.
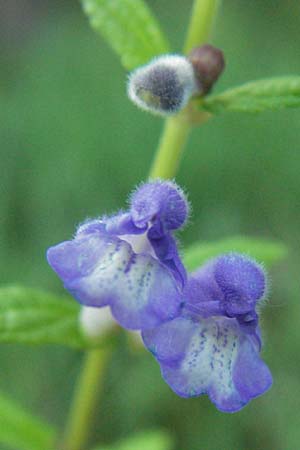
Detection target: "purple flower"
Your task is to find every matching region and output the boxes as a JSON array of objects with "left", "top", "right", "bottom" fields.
[
  {"left": 47, "top": 180, "right": 188, "bottom": 330},
  {"left": 142, "top": 253, "right": 272, "bottom": 412}
]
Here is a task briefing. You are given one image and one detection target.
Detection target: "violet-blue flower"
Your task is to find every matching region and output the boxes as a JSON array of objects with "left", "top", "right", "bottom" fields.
[
  {"left": 47, "top": 180, "right": 188, "bottom": 330},
  {"left": 142, "top": 253, "right": 272, "bottom": 412}
]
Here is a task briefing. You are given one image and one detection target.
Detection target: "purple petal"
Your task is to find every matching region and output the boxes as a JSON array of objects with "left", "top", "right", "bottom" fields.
[
  {"left": 130, "top": 180, "right": 189, "bottom": 232},
  {"left": 105, "top": 212, "right": 147, "bottom": 235},
  {"left": 142, "top": 316, "right": 194, "bottom": 363},
  {"left": 143, "top": 315, "right": 272, "bottom": 412},
  {"left": 233, "top": 336, "right": 272, "bottom": 401},
  {"left": 183, "top": 261, "right": 222, "bottom": 314},
  {"left": 214, "top": 253, "right": 266, "bottom": 315},
  {"left": 76, "top": 219, "right": 106, "bottom": 236},
  {"left": 47, "top": 231, "right": 183, "bottom": 330},
  {"left": 47, "top": 233, "right": 110, "bottom": 286},
  {"left": 148, "top": 232, "right": 187, "bottom": 287},
  {"left": 184, "top": 253, "right": 266, "bottom": 320},
  {"left": 47, "top": 232, "right": 116, "bottom": 307}
]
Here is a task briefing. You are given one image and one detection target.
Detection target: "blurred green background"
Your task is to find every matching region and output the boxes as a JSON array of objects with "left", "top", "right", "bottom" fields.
[{"left": 1, "top": 1, "right": 300, "bottom": 449}]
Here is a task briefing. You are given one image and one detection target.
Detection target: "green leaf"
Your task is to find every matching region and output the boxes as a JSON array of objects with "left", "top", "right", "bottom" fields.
[
  {"left": 184, "top": 236, "right": 288, "bottom": 272},
  {"left": 0, "top": 285, "right": 88, "bottom": 348},
  {"left": 81, "top": 0, "right": 170, "bottom": 70},
  {"left": 92, "top": 430, "right": 173, "bottom": 450},
  {"left": 198, "top": 76, "right": 300, "bottom": 114},
  {"left": 0, "top": 391, "right": 55, "bottom": 450}
]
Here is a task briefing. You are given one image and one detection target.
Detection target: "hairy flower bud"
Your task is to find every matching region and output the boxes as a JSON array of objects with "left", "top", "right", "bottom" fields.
[
  {"left": 188, "top": 44, "right": 225, "bottom": 95},
  {"left": 127, "top": 55, "right": 198, "bottom": 116}
]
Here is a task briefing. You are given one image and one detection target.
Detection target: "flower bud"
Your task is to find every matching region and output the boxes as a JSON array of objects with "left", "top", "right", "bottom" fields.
[
  {"left": 80, "top": 306, "right": 115, "bottom": 341},
  {"left": 127, "top": 55, "right": 198, "bottom": 116},
  {"left": 188, "top": 44, "right": 225, "bottom": 95}
]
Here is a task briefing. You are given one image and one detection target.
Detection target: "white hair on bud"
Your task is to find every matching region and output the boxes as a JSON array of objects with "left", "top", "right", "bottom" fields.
[
  {"left": 127, "top": 54, "right": 198, "bottom": 116},
  {"left": 80, "top": 306, "right": 115, "bottom": 340}
]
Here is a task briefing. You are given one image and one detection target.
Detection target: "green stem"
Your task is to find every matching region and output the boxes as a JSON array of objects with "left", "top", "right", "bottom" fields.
[
  {"left": 149, "top": 0, "right": 221, "bottom": 180},
  {"left": 184, "top": 0, "right": 221, "bottom": 53},
  {"left": 149, "top": 113, "right": 190, "bottom": 179},
  {"left": 60, "top": 349, "right": 110, "bottom": 450}
]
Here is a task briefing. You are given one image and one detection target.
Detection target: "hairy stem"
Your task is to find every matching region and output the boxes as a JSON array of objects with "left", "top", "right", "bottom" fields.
[
  {"left": 60, "top": 349, "right": 110, "bottom": 450},
  {"left": 149, "top": 0, "right": 221, "bottom": 179}
]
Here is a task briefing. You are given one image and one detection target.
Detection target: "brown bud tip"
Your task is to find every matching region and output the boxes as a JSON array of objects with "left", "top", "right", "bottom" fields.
[{"left": 188, "top": 44, "right": 225, "bottom": 95}]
